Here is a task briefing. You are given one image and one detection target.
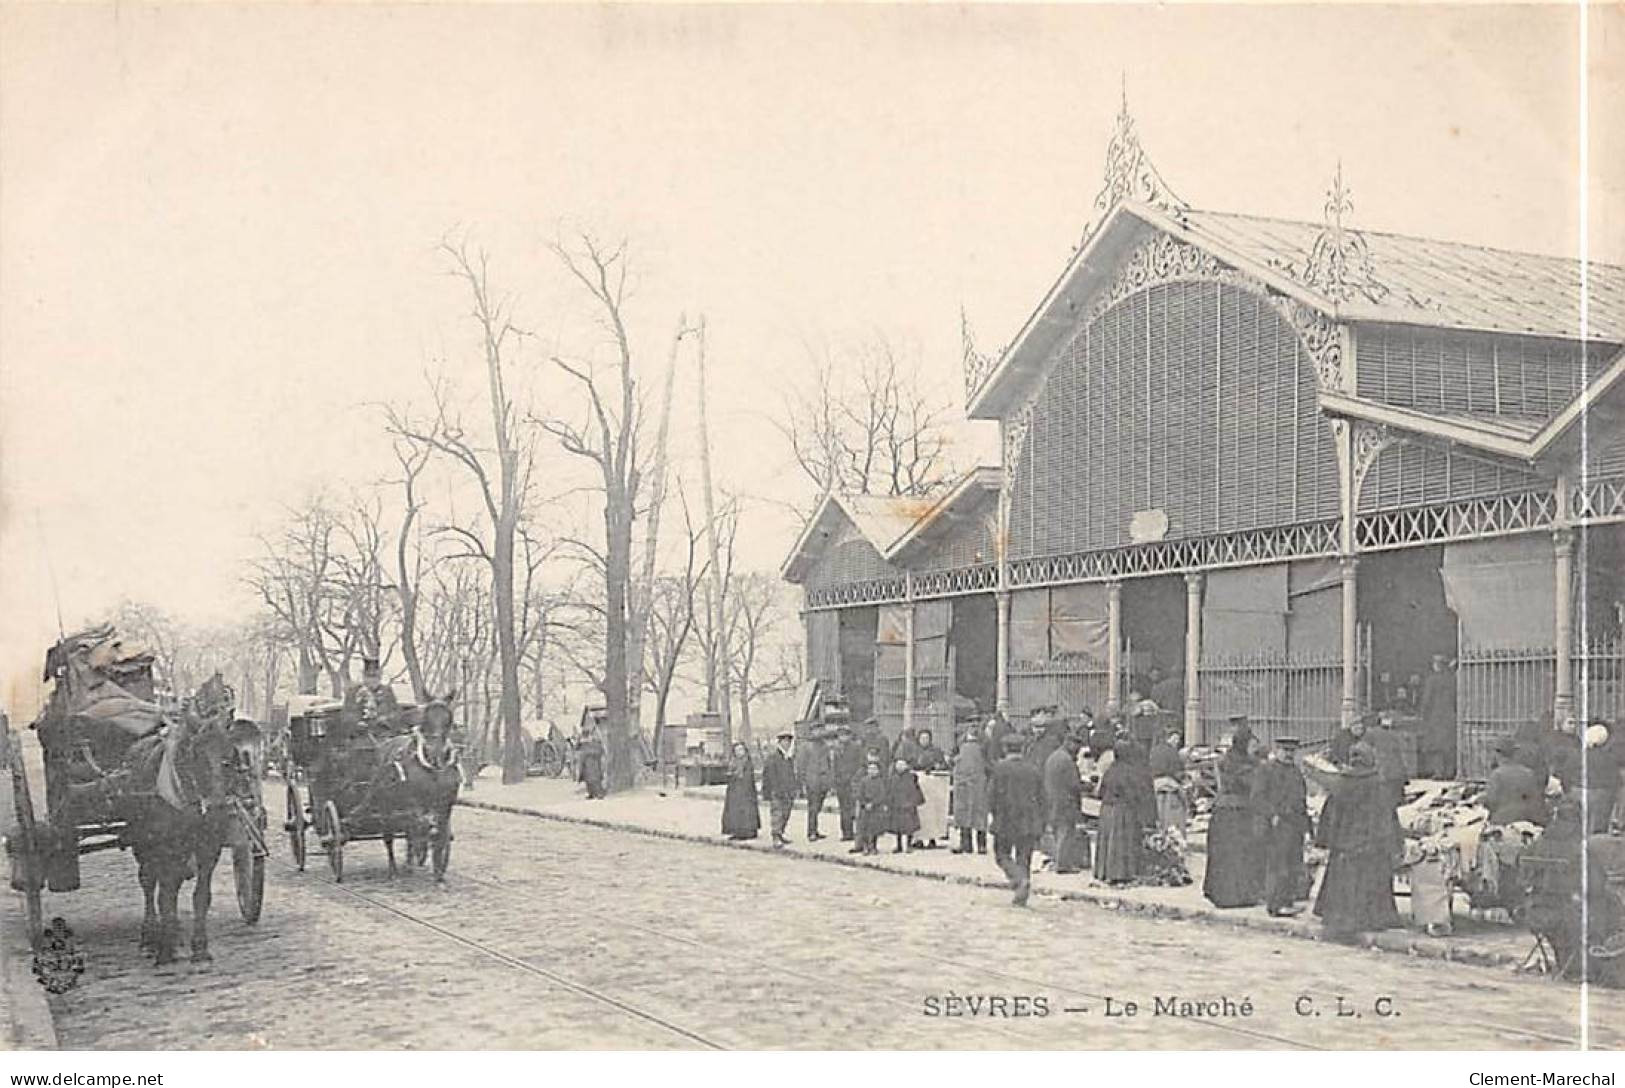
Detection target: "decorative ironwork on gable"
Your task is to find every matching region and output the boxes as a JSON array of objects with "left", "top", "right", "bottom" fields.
[
  {"left": 1087, "top": 232, "right": 1261, "bottom": 323},
  {"left": 1289, "top": 164, "right": 1390, "bottom": 305},
  {"left": 1090, "top": 82, "right": 1188, "bottom": 229},
  {"left": 961, "top": 307, "right": 1000, "bottom": 401}
]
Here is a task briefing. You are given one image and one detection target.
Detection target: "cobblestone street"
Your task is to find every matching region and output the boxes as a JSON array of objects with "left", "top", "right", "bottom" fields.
[{"left": 28, "top": 802, "right": 1625, "bottom": 1051}]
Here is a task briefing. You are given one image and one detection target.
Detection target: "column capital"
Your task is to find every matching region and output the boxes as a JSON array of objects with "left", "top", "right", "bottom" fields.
[
  {"left": 1553, "top": 526, "right": 1576, "bottom": 556},
  {"left": 1339, "top": 554, "right": 1360, "bottom": 577},
  {"left": 1184, "top": 571, "right": 1204, "bottom": 591}
]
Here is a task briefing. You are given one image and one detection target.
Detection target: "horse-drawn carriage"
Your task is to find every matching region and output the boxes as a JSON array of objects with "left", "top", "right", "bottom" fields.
[
  {"left": 4, "top": 626, "right": 267, "bottom": 965},
  {"left": 282, "top": 687, "right": 459, "bottom": 882}
]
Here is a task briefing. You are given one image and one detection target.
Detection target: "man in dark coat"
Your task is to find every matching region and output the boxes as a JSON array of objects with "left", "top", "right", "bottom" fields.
[
  {"left": 1253, "top": 736, "right": 1311, "bottom": 916},
  {"left": 761, "top": 729, "right": 799, "bottom": 848},
  {"left": 832, "top": 724, "right": 865, "bottom": 846},
  {"left": 795, "top": 726, "right": 834, "bottom": 841},
  {"left": 1419, "top": 654, "right": 1458, "bottom": 778},
  {"left": 1483, "top": 736, "right": 1548, "bottom": 827},
  {"left": 990, "top": 734, "right": 1045, "bottom": 906},
  {"left": 577, "top": 727, "right": 607, "bottom": 799},
  {"left": 1043, "top": 730, "right": 1087, "bottom": 874},
  {"left": 1026, "top": 707, "right": 1064, "bottom": 769}
]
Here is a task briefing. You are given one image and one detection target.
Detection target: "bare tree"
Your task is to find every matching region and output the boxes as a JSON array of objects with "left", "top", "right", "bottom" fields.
[
  {"left": 540, "top": 231, "right": 672, "bottom": 793},
  {"left": 385, "top": 239, "right": 539, "bottom": 784},
  {"left": 387, "top": 426, "right": 435, "bottom": 701},
  {"left": 776, "top": 335, "right": 957, "bottom": 519},
  {"left": 727, "top": 572, "right": 802, "bottom": 742},
  {"left": 247, "top": 495, "right": 352, "bottom": 697}
]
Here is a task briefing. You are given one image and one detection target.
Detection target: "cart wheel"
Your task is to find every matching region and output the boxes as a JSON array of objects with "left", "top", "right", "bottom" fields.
[
  {"left": 324, "top": 800, "right": 344, "bottom": 883},
  {"left": 538, "top": 743, "right": 563, "bottom": 778},
  {"left": 285, "top": 784, "right": 307, "bottom": 872},
  {"left": 431, "top": 814, "right": 451, "bottom": 882},
  {"left": 233, "top": 841, "right": 265, "bottom": 923},
  {"left": 7, "top": 739, "right": 44, "bottom": 949}
]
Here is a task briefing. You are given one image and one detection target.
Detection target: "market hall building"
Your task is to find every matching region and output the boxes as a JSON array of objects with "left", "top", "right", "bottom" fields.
[{"left": 781, "top": 104, "right": 1625, "bottom": 779}]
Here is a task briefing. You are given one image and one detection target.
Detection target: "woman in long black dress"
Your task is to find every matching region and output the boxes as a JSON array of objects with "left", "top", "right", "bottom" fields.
[
  {"left": 1094, "top": 738, "right": 1156, "bottom": 884},
  {"left": 1313, "top": 742, "right": 1402, "bottom": 938},
  {"left": 721, "top": 741, "right": 761, "bottom": 840},
  {"left": 1203, "top": 720, "right": 1265, "bottom": 908}
]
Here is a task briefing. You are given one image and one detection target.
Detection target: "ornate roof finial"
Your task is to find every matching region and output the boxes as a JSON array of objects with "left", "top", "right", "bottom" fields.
[
  {"left": 961, "top": 305, "right": 998, "bottom": 401},
  {"left": 1082, "top": 77, "right": 1187, "bottom": 248},
  {"left": 1301, "top": 161, "right": 1388, "bottom": 304}
]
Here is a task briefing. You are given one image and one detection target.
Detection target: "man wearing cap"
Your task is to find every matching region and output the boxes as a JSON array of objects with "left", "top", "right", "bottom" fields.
[
  {"left": 796, "top": 725, "right": 834, "bottom": 842},
  {"left": 831, "top": 724, "right": 865, "bottom": 845},
  {"left": 761, "top": 729, "right": 799, "bottom": 848},
  {"left": 1026, "top": 707, "right": 1064, "bottom": 769},
  {"left": 1043, "top": 729, "right": 1087, "bottom": 874},
  {"left": 1419, "top": 653, "right": 1458, "bottom": 778},
  {"left": 1252, "top": 737, "right": 1310, "bottom": 917},
  {"left": 990, "top": 733, "right": 1045, "bottom": 905}
]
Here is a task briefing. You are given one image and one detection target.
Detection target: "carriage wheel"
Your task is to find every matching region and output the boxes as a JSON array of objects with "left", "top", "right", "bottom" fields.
[
  {"left": 324, "top": 800, "right": 345, "bottom": 883},
  {"left": 537, "top": 742, "right": 563, "bottom": 778},
  {"left": 233, "top": 842, "right": 265, "bottom": 923},
  {"left": 285, "top": 784, "right": 307, "bottom": 872},
  {"left": 431, "top": 814, "right": 451, "bottom": 881},
  {"left": 7, "top": 739, "right": 44, "bottom": 949}
]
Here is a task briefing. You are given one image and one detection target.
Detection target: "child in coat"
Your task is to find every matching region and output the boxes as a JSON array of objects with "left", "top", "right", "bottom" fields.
[
  {"left": 889, "top": 758, "right": 925, "bottom": 854},
  {"left": 854, "top": 758, "right": 891, "bottom": 855}
]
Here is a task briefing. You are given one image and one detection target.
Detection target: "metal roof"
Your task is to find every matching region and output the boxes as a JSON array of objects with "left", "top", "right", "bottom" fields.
[
  {"left": 968, "top": 201, "right": 1625, "bottom": 421},
  {"left": 1181, "top": 209, "right": 1625, "bottom": 344},
  {"left": 781, "top": 492, "right": 924, "bottom": 583}
]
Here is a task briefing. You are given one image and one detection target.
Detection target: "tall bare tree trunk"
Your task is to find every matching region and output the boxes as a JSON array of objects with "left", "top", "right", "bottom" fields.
[{"left": 604, "top": 483, "right": 635, "bottom": 790}]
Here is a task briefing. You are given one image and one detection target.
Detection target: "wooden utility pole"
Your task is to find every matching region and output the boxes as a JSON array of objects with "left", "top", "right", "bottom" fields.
[
  {"left": 696, "top": 317, "right": 734, "bottom": 747},
  {"left": 629, "top": 316, "right": 690, "bottom": 757}
]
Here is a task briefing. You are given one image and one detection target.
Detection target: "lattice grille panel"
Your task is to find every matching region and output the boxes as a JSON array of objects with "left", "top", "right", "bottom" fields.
[
  {"left": 1572, "top": 474, "right": 1625, "bottom": 522},
  {"left": 1008, "top": 520, "right": 1340, "bottom": 588},
  {"left": 912, "top": 564, "right": 999, "bottom": 600},
  {"left": 1009, "top": 281, "right": 1338, "bottom": 562},
  {"left": 804, "top": 576, "right": 907, "bottom": 611},
  {"left": 1353, "top": 489, "right": 1557, "bottom": 551}
]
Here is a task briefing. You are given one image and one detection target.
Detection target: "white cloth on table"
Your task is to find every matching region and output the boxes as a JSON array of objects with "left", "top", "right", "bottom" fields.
[{"left": 919, "top": 773, "right": 950, "bottom": 840}]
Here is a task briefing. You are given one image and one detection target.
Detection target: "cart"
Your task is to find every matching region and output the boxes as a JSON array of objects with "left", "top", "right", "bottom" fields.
[
  {"left": 282, "top": 691, "right": 454, "bottom": 881},
  {"left": 5, "top": 629, "right": 267, "bottom": 951}
]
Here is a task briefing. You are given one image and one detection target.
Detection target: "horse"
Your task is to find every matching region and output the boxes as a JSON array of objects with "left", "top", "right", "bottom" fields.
[
  {"left": 120, "top": 675, "right": 259, "bottom": 967},
  {"left": 373, "top": 692, "right": 460, "bottom": 881}
]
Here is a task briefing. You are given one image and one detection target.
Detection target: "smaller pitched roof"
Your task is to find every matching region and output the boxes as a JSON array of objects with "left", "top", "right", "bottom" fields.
[
  {"left": 781, "top": 491, "right": 921, "bottom": 583},
  {"left": 883, "top": 467, "right": 1002, "bottom": 563},
  {"left": 781, "top": 473, "right": 1003, "bottom": 583}
]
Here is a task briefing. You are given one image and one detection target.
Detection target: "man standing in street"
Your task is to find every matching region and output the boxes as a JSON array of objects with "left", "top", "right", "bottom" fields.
[
  {"left": 990, "top": 734, "right": 1044, "bottom": 905},
  {"left": 832, "top": 723, "right": 865, "bottom": 846},
  {"left": 762, "top": 728, "right": 799, "bottom": 848},
  {"left": 796, "top": 724, "right": 834, "bottom": 842},
  {"left": 1044, "top": 729, "right": 1087, "bottom": 874},
  {"left": 1420, "top": 654, "right": 1458, "bottom": 778},
  {"left": 1252, "top": 736, "right": 1310, "bottom": 916}
]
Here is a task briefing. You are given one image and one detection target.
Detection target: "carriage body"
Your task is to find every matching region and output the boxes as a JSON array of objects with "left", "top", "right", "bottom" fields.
[
  {"left": 6, "top": 630, "right": 269, "bottom": 950},
  {"left": 282, "top": 688, "right": 456, "bottom": 881}
]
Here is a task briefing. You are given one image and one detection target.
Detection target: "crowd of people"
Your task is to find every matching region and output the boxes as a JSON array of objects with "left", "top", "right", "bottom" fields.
[
  {"left": 715, "top": 697, "right": 1625, "bottom": 948},
  {"left": 721, "top": 700, "right": 1200, "bottom": 906}
]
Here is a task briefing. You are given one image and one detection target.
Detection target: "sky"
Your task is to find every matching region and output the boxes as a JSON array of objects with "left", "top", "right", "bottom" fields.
[{"left": 2, "top": 2, "right": 1621, "bottom": 719}]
